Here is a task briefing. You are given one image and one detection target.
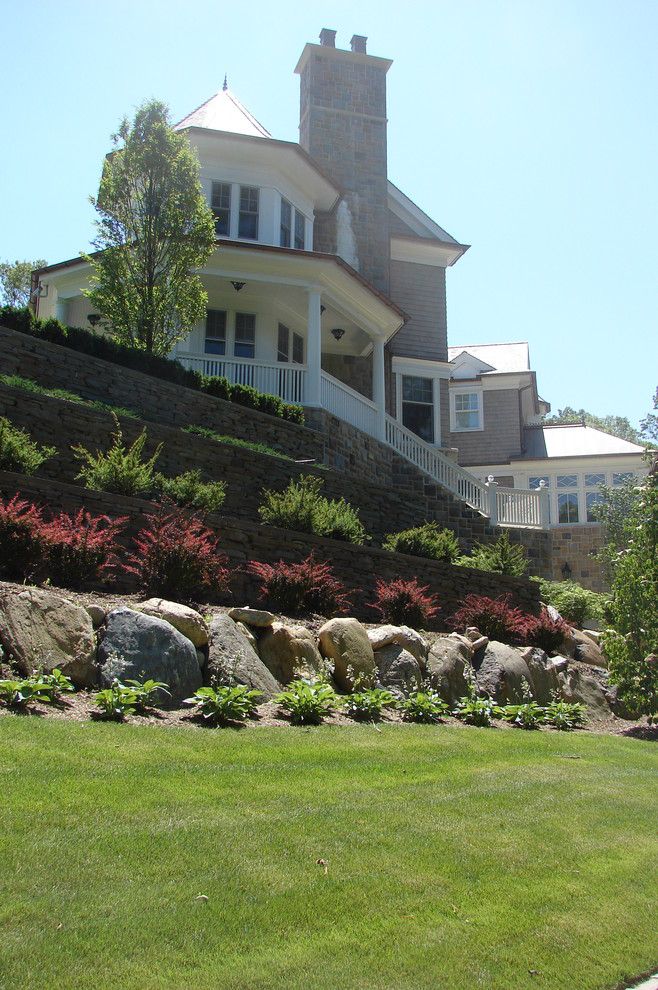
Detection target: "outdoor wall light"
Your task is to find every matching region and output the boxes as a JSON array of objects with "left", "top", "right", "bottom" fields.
[
  {"left": 87, "top": 313, "right": 101, "bottom": 327},
  {"left": 231, "top": 281, "right": 246, "bottom": 292},
  {"left": 331, "top": 327, "right": 345, "bottom": 341},
  {"left": 561, "top": 561, "right": 572, "bottom": 580}
]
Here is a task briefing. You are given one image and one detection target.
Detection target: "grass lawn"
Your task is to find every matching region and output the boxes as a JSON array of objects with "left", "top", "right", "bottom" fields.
[{"left": 0, "top": 718, "right": 656, "bottom": 990}]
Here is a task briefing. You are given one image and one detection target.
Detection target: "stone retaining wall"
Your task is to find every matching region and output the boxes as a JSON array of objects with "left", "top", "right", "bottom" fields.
[{"left": 549, "top": 525, "right": 607, "bottom": 592}]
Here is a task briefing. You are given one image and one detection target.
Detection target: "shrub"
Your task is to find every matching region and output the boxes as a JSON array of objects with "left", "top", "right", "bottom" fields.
[
  {"left": 461, "top": 532, "right": 529, "bottom": 577},
  {"left": 383, "top": 522, "right": 460, "bottom": 563},
  {"left": 371, "top": 577, "right": 439, "bottom": 628},
  {"left": 183, "top": 685, "right": 262, "bottom": 724},
  {"left": 501, "top": 701, "right": 546, "bottom": 729},
  {"left": 73, "top": 416, "right": 162, "bottom": 497},
  {"left": 124, "top": 507, "right": 230, "bottom": 602},
  {"left": 516, "top": 609, "right": 569, "bottom": 654},
  {"left": 259, "top": 474, "right": 367, "bottom": 544},
  {"left": 0, "top": 416, "right": 56, "bottom": 475},
  {"left": 544, "top": 699, "right": 587, "bottom": 731},
  {"left": 449, "top": 594, "right": 525, "bottom": 643},
  {"left": 0, "top": 494, "right": 45, "bottom": 580},
  {"left": 41, "top": 508, "right": 126, "bottom": 588},
  {"left": 399, "top": 689, "right": 449, "bottom": 723},
  {"left": 536, "top": 578, "right": 607, "bottom": 628},
  {"left": 200, "top": 375, "right": 232, "bottom": 401},
  {"left": 154, "top": 470, "right": 226, "bottom": 514},
  {"left": 248, "top": 554, "right": 350, "bottom": 616},
  {"left": 342, "top": 688, "right": 397, "bottom": 721},
  {"left": 274, "top": 678, "right": 339, "bottom": 725}
]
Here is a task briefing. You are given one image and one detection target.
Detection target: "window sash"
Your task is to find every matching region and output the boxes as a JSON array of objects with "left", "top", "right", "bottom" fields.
[
  {"left": 586, "top": 492, "right": 604, "bottom": 522},
  {"left": 292, "top": 332, "right": 304, "bottom": 364},
  {"left": 453, "top": 391, "right": 481, "bottom": 430},
  {"left": 402, "top": 402, "right": 434, "bottom": 444},
  {"left": 205, "top": 309, "right": 226, "bottom": 355},
  {"left": 294, "top": 210, "right": 305, "bottom": 250},
  {"left": 613, "top": 472, "right": 633, "bottom": 486},
  {"left": 277, "top": 323, "right": 289, "bottom": 362},
  {"left": 585, "top": 473, "right": 605, "bottom": 488},
  {"left": 557, "top": 474, "right": 578, "bottom": 488},
  {"left": 211, "top": 182, "right": 231, "bottom": 237},
  {"left": 402, "top": 375, "right": 433, "bottom": 404},
  {"left": 235, "top": 312, "right": 256, "bottom": 358},
  {"left": 238, "top": 186, "right": 259, "bottom": 239},
  {"left": 280, "top": 200, "right": 291, "bottom": 248},
  {"left": 558, "top": 492, "right": 579, "bottom": 524},
  {"left": 529, "top": 476, "right": 549, "bottom": 489}
]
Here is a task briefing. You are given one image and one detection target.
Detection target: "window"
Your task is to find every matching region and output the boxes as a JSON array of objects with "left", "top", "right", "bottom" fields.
[
  {"left": 238, "top": 186, "right": 259, "bottom": 239},
  {"left": 294, "top": 210, "right": 305, "bottom": 250},
  {"left": 613, "top": 472, "right": 633, "bottom": 486},
  {"left": 586, "top": 491, "right": 604, "bottom": 522},
  {"left": 585, "top": 473, "right": 605, "bottom": 488},
  {"left": 557, "top": 474, "right": 578, "bottom": 488},
  {"left": 277, "top": 323, "right": 289, "bottom": 362},
  {"left": 529, "top": 476, "right": 549, "bottom": 489},
  {"left": 211, "top": 182, "right": 231, "bottom": 237},
  {"left": 558, "top": 492, "right": 579, "bottom": 524},
  {"left": 280, "top": 200, "right": 292, "bottom": 247},
  {"left": 292, "top": 332, "right": 304, "bottom": 364},
  {"left": 402, "top": 375, "right": 434, "bottom": 443},
  {"left": 453, "top": 391, "right": 482, "bottom": 431},
  {"left": 205, "top": 309, "right": 226, "bottom": 355},
  {"left": 234, "top": 312, "right": 256, "bottom": 358}
]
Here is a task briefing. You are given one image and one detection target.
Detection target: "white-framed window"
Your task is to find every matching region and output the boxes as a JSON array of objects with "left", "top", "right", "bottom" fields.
[
  {"left": 294, "top": 210, "right": 305, "bottom": 250},
  {"left": 586, "top": 491, "right": 604, "bottom": 522},
  {"left": 557, "top": 491, "right": 579, "bottom": 524},
  {"left": 585, "top": 473, "right": 605, "bottom": 488},
  {"left": 613, "top": 472, "right": 634, "bottom": 486},
  {"left": 280, "top": 198, "right": 306, "bottom": 250},
  {"left": 238, "top": 186, "right": 259, "bottom": 240},
  {"left": 292, "top": 332, "right": 304, "bottom": 364},
  {"left": 280, "top": 200, "right": 292, "bottom": 247},
  {"left": 211, "top": 182, "right": 231, "bottom": 237},
  {"left": 451, "top": 390, "right": 483, "bottom": 431},
  {"left": 402, "top": 375, "right": 434, "bottom": 443},
  {"left": 529, "top": 476, "right": 549, "bottom": 489},
  {"left": 234, "top": 312, "right": 256, "bottom": 358},
  {"left": 205, "top": 309, "right": 226, "bottom": 355},
  {"left": 277, "top": 323, "right": 304, "bottom": 364}
]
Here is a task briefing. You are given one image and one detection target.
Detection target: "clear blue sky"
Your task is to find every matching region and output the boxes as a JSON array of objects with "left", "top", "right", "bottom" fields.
[{"left": 2, "top": 0, "right": 656, "bottom": 428}]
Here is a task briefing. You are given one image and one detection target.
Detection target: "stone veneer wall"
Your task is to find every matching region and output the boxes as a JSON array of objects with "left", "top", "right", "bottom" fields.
[
  {"left": 548, "top": 525, "right": 607, "bottom": 592},
  {"left": 0, "top": 471, "right": 542, "bottom": 621}
]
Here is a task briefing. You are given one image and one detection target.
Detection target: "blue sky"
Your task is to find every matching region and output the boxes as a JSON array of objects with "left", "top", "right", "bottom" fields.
[{"left": 2, "top": 0, "right": 656, "bottom": 428}]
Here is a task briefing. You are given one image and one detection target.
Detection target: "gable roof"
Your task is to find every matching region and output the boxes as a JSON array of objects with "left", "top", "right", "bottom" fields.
[
  {"left": 520, "top": 424, "right": 646, "bottom": 459},
  {"left": 448, "top": 342, "right": 531, "bottom": 374},
  {"left": 174, "top": 87, "right": 271, "bottom": 138},
  {"left": 388, "top": 181, "right": 461, "bottom": 245}
]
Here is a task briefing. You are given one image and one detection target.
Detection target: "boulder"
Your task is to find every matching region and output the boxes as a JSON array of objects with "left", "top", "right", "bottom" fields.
[
  {"left": 98, "top": 607, "right": 201, "bottom": 707},
  {"left": 0, "top": 585, "right": 97, "bottom": 687},
  {"left": 475, "top": 641, "right": 560, "bottom": 704},
  {"left": 367, "top": 625, "right": 428, "bottom": 668},
  {"left": 258, "top": 622, "right": 323, "bottom": 684},
  {"left": 236, "top": 621, "right": 259, "bottom": 653},
  {"left": 207, "top": 614, "right": 280, "bottom": 698},
  {"left": 375, "top": 644, "right": 422, "bottom": 694},
  {"left": 571, "top": 628, "right": 607, "bottom": 668},
  {"left": 228, "top": 606, "right": 276, "bottom": 628},
  {"left": 318, "top": 618, "right": 375, "bottom": 691},
  {"left": 426, "top": 637, "right": 472, "bottom": 704},
  {"left": 85, "top": 603, "right": 107, "bottom": 628},
  {"left": 557, "top": 665, "right": 610, "bottom": 714},
  {"left": 135, "top": 598, "right": 209, "bottom": 648}
]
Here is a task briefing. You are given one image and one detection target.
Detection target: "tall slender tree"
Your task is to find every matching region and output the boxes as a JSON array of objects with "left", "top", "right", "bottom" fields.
[{"left": 84, "top": 100, "right": 216, "bottom": 356}]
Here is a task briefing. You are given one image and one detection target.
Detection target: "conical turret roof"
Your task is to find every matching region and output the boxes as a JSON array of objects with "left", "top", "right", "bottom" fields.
[{"left": 174, "top": 85, "right": 271, "bottom": 138}]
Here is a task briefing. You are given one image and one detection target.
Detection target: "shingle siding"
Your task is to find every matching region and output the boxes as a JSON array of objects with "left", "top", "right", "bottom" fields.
[
  {"left": 389, "top": 260, "right": 447, "bottom": 362},
  {"left": 448, "top": 389, "right": 523, "bottom": 465}
]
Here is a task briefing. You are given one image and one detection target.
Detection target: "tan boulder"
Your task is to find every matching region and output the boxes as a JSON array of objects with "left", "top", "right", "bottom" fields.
[
  {"left": 367, "top": 624, "right": 428, "bottom": 669},
  {"left": 375, "top": 644, "right": 422, "bottom": 694},
  {"left": 228, "top": 606, "right": 276, "bottom": 628},
  {"left": 0, "top": 585, "right": 97, "bottom": 687},
  {"left": 235, "top": 622, "right": 259, "bottom": 654},
  {"left": 426, "top": 636, "right": 473, "bottom": 703},
  {"left": 259, "top": 622, "right": 324, "bottom": 684},
  {"left": 571, "top": 628, "right": 607, "bottom": 668},
  {"left": 136, "top": 598, "right": 209, "bottom": 648},
  {"left": 318, "top": 618, "right": 375, "bottom": 691}
]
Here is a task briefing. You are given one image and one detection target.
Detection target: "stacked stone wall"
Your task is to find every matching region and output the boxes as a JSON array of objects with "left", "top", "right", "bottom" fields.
[{"left": 548, "top": 525, "right": 607, "bottom": 592}]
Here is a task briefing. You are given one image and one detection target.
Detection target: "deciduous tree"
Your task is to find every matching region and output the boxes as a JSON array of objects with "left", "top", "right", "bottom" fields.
[{"left": 0, "top": 259, "right": 46, "bottom": 307}]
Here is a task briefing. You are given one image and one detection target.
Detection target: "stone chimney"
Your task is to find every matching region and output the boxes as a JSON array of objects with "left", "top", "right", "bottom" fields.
[{"left": 295, "top": 32, "right": 392, "bottom": 294}]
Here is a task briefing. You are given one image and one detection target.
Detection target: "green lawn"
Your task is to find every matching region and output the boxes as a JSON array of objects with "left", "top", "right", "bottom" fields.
[{"left": 0, "top": 718, "right": 656, "bottom": 990}]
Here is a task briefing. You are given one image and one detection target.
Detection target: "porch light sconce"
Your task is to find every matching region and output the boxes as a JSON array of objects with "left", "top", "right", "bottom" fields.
[
  {"left": 87, "top": 313, "right": 101, "bottom": 328},
  {"left": 561, "top": 561, "right": 572, "bottom": 580},
  {"left": 231, "top": 281, "right": 246, "bottom": 292},
  {"left": 331, "top": 327, "right": 345, "bottom": 342}
]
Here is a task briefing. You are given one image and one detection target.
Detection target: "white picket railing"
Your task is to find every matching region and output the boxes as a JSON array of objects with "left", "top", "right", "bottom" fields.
[
  {"left": 176, "top": 352, "right": 307, "bottom": 405},
  {"left": 320, "top": 371, "right": 381, "bottom": 437},
  {"left": 495, "top": 485, "right": 545, "bottom": 528}
]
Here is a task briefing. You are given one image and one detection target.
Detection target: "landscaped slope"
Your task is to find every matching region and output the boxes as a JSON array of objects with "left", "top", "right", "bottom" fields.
[{"left": 1, "top": 718, "right": 656, "bottom": 990}]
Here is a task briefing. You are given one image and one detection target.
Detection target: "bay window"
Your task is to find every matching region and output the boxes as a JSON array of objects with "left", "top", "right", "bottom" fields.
[
  {"left": 238, "top": 186, "right": 259, "bottom": 239},
  {"left": 211, "top": 182, "right": 231, "bottom": 237}
]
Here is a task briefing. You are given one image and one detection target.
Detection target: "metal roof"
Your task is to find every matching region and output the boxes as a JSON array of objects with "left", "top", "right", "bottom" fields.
[
  {"left": 520, "top": 424, "right": 646, "bottom": 459},
  {"left": 448, "top": 342, "right": 530, "bottom": 373},
  {"left": 174, "top": 88, "right": 271, "bottom": 138}
]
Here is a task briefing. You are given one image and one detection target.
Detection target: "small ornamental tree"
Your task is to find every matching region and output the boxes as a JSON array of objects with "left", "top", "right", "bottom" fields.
[
  {"left": 0, "top": 259, "right": 47, "bottom": 307},
  {"left": 84, "top": 100, "right": 216, "bottom": 356}
]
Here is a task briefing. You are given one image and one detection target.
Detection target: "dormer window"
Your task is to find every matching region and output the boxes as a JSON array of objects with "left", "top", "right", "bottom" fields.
[
  {"left": 211, "top": 182, "right": 231, "bottom": 237},
  {"left": 238, "top": 186, "right": 259, "bottom": 239}
]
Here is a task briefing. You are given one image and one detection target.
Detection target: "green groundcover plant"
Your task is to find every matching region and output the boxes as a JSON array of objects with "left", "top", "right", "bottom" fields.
[
  {"left": 383, "top": 521, "right": 460, "bottom": 562},
  {"left": 0, "top": 415, "right": 56, "bottom": 475}
]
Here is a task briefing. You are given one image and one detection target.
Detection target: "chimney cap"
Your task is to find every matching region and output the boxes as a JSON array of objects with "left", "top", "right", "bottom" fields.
[
  {"left": 350, "top": 34, "right": 367, "bottom": 54},
  {"left": 319, "top": 28, "right": 337, "bottom": 47}
]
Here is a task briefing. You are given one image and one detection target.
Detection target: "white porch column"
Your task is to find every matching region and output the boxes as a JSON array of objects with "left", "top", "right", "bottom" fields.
[
  {"left": 306, "top": 288, "right": 322, "bottom": 407},
  {"left": 372, "top": 337, "right": 386, "bottom": 441}
]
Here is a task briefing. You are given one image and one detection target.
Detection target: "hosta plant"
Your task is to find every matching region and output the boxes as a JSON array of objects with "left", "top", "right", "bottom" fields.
[
  {"left": 183, "top": 685, "right": 262, "bottom": 725},
  {"left": 94, "top": 681, "right": 139, "bottom": 720},
  {"left": 399, "top": 689, "right": 449, "bottom": 724},
  {"left": 30, "top": 668, "right": 75, "bottom": 704},
  {"left": 544, "top": 699, "right": 587, "bottom": 731},
  {"left": 342, "top": 688, "right": 397, "bottom": 722},
  {"left": 0, "top": 679, "right": 42, "bottom": 708},
  {"left": 274, "top": 678, "right": 339, "bottom": 725},
  {"left": 123, "top": 678, "right": 170, "bottom": 712},
  {"left": 501, "top": 701, "right": 546, "bottom": 730}
]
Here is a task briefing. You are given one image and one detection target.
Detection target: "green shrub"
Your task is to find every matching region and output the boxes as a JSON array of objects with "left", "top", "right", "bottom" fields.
[
  {"left": 73, "top": 416, "right": 162, "bottom": 497},
  {"left": 0, "top": 416, "right": 56, "bottom": 475},
  {"left": 259, "top": 475, "right": 367, "bottom": 544},
  {"left": 154, "top": 470, "right": 226, "bottom": 514},
  {"left": 544, "top": 699, "right": 587, "bottom": 731},
  {"left": 274, "top": 679, "right": 339, "bottom": 725},
  {"left": 536, "top": 578, "right": 608, "bottom": 628},
  {"left": 94, "top": 681, "right": 139, "bottom": 720},
  {"left": 342, "top": 688, "right": 397, "bottom": 721},
  {"left": 399, "top": 689, "right": 449, "bottom": 723},
  {"left": 501, "top": 701, "right": 546, "bottom": 729},
  {"left": 453, "top": 695, "right": 502, "bottom": 727},
  {"left": 460, "top": 531, "right": 528, "bottom": 576},
  {"left": 383, "top": 521, "right": 460, "bottom": 562},
  {"left": 183, "top": 685, "right": 262, "bottom": 724},
  {"left": 200, "top": 375, "right": 231, "bottom": 401}
]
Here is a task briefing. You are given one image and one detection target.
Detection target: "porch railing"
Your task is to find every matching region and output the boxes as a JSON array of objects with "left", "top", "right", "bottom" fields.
[
  {"left": 495, "top": 485, "right": 546, "bottom": 528},
  {"left": 320, "top": 371, "right": 381, "bottom": 436},
  {"left": 176, "top": 353, "right": 307, "bottom": 405}
]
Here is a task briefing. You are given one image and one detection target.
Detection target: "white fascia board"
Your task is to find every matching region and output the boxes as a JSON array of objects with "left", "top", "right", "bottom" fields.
[
  {"left": 392, "top": 355, "right": 452, "bottom": 379},
  {"left": 390, "top": 236, "right": 466, "bottom": 268},
  {"left": 478, "top": 371, "right": 536, "bottom": 392},
  {"left": 388, "top": 182, "right": 459, "bottom": 243}
]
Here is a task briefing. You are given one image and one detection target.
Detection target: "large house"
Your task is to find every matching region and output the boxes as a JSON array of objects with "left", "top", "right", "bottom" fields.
[{"left": 33, "top": 28, "right": 647, "bottom": 538}]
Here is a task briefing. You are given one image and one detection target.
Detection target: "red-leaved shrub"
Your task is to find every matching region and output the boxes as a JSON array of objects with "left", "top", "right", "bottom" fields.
[
  {"left": 124, "top": 508, "right": 230, "bottom": 602},
  {"left": 370, "top": 577, "right": 440, "bottom": 628},
  {"left": 41, "top": 509, "right": 126, "bottom": 588},
  {"left": 449, "top": 594, "right": 526, "bottom": 644},
  {"left": 248, "top": 553, "right": 351, "bottom": 616},
  {"left": 0, "top": 494, "right": 45, "bottom": 580},
  {"left": 516, "top": 609, "right": 569, "bottom": 654}
]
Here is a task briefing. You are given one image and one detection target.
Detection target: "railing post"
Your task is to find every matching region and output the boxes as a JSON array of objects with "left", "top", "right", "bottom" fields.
[
  {"left": 536, "top": 480, "right": 551, "bottom": 528},
  {"left": 306, "top": 288, "right": 322, "bottom": 408},
  {"left": 372, "top": 337, "right": 386, "bottom": 441},
  {"left": 486, "top": 477, "right": 498, "bottom": 527}
]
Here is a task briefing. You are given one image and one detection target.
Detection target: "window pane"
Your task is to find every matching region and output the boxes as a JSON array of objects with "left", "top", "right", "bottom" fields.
[
  {"left": 585, "top": 473, "right": 605, "bottom": 488},
  {"left": 402, "top": 375, "right": 432, "bottom": 404},
  {"left": 277, "top": 323, "right": 289, "bottom": 362},
  {"left": 529, "top": 476, "right": 549, "bottom": 489},
  {"left": 235, "top": 313, "right": 255, "bottom": 358},
  {"left": 586, "top": 492, "right": 604, "bottom": 522},
  {"left": 294, "top": 210, "right": 305, "bottom": 250},
  {"left": 558, "top": 492, "right": 579, "bottom": 524},
  {"left": 205, "top": 309, "right": 226, "bottom": 354},
  {"left": 211, "top": 182, "right": 231, "bottom": 237},
  {"left": 455, "top": 393, "right": 479, "bottom": 412},
  {"left": 280, "top": 200, "right": 291, "bottom": 248},
  {"left": 453, "top": 391, "right": 481, "bottom": 430},
  {"left": 238, "top": 186, "right": 259, "bottom": 239},
  {"left": 613, "top": 472, "right": 633, "bottom": 486},
  {"left": 557, "top": 475, "right": 578, "bottom": 488},
  {"left": 402, "top": 402, "right": 434, "bottom": 443},
  {"left": 292, "top": 332, "right": 304, "bottom": 364},
  {"left": 456, "top": 409, "right": 479, "bottom": 429}
]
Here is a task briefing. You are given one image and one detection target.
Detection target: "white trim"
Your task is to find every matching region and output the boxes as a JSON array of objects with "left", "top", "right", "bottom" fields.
[
  {"left": 450, "top": 386, "right": 484, "bottom": 433},
  {"left": 392, "top": 356, "right": 451, "bottom": 378},
  {"left": 391, "top": 235, "right": 465, "bottom": 268}
]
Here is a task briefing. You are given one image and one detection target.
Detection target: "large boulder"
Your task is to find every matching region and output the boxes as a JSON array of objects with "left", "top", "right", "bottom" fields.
[
  {"left": 0, "top": 585, "right": 97, "bottom": 687},
  {"left": 135, "top": 598, "right": 209, "bottom": 648},
  {"left": 368, "top": 625, "right": 428, "bottom": 669},
  {"left": 475, "top": 641, "right": 560, "bottom": 704},
  {"left": 425, "top": 636, "right": 473, "bottom": 704},
  {"left": 98, "top": 607, "right": 201, "bottom": 706},
  {"left": 375, "top": 644, "right": 422, "bottom": 694},
  {"left": 258, "top": 622, "right": 323, "bottom": 684},
  {"left": 318, "top": 618, "right": 375, "bottom": 691},
  {"left": 571, "top": 628, "right": 607, "bottom": 668},
  {"left": 228, "top": 606, "right": 276, "bottom": 629},
  {"left": 557, "top": 665, "right": 610, "bottom": 714},
  {"left": 207, "top": 614, "right": 280, "bottom": 698}
]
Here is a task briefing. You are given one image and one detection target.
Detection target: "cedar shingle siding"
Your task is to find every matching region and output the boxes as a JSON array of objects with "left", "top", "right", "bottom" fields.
[
  {"left": 448, "top": 389, "right": 523, "bottom": 465},
  {"left": 389, "top": 260, "right": 448, "bottom": 362}
]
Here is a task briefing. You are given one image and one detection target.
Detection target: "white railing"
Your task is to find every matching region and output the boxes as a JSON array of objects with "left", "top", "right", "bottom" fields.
[
  {"left": 495, "top": 486, "right": 544, "bottom": 528},
  {"left": 320, "top": 371, "right": 381, "bottom": 437},
  {"left": 176, "top": 352, "right": 307, "bottom": 405},
  {"left": 385, "top": 415, "right": 491, "bottom": 516}
]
